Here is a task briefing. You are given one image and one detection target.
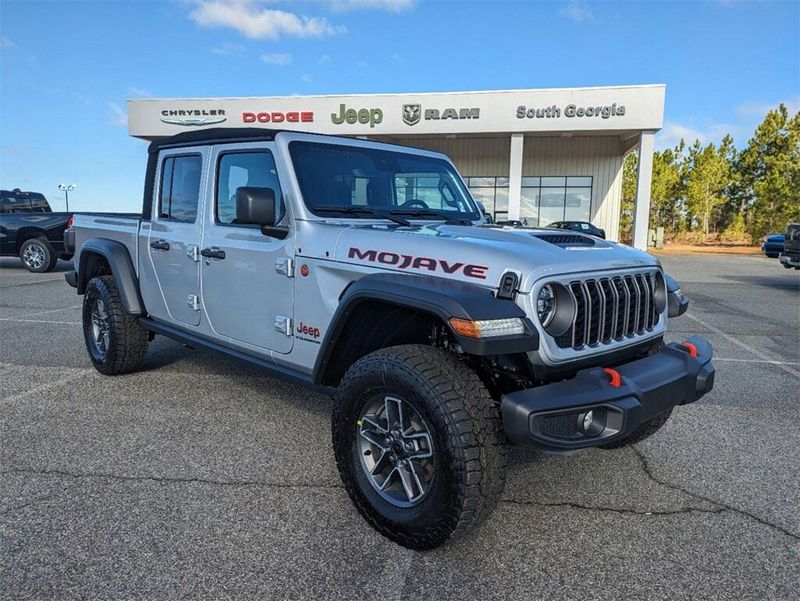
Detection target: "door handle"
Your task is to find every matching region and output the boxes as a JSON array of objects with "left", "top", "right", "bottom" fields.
[
  {"left": 150, "top": 239, "right": 170, "bottom": 251},
  {"left": 200, "top": 247, "right": 226, "bottom": 260}
]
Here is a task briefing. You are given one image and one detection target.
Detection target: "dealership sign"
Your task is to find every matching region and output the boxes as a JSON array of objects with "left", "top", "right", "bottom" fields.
[
  {"left": 160, "top": 109, "right": 227, "bottom": 126},
  {"left": 516, "top": 103, "right": 626, "bottom": 120},
  {"left": 129, "top": 85, "right": 664, "bottom": 137},
  {"left": 402, "top": 104, "right": 480, "bottom": 126}
]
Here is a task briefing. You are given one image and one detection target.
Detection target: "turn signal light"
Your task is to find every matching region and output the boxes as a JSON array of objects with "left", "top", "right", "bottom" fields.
[{"left": 449, "top": 317, "right": 525, "bottom": 339}]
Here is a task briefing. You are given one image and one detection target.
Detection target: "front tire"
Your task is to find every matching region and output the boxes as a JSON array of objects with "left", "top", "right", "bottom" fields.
[
  {"left": 19, "top": 238, "right": 58, "bottom": 273},
  {"left": 82, "top": 275, "right": 149, "bottom": 375},
  {"left": 332, "top": 345, "right": 507, "bottom": 550}
]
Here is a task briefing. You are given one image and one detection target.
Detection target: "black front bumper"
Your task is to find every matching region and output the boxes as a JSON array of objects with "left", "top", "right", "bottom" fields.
[{"left": 501, "top": 336, "right": 715, "bottom": 451}]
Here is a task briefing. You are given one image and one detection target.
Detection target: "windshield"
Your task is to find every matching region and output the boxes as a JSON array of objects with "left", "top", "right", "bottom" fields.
[{"left": 289, "top": 141, "right": 480, "bottom": 221}]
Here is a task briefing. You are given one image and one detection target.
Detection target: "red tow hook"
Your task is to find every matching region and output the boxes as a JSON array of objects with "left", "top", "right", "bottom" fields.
[
  {"left": 603, "top": 367, "right": 622, "bottom": 388},
  {"left": 680, "top": 342, "right": 699, "bottom": 358}
]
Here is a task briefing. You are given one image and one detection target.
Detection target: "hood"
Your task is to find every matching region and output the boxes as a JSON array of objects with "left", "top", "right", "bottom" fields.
[{"left": 301, "top": 221, "right": 659, "bottom": 293}]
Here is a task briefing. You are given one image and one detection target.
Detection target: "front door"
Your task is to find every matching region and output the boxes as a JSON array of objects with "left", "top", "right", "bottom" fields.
[
  {"left": 200, "top": 143, "right": 294, "bottom": 354},
  {"left": 147, "top": 148, "right": 207, "bottom": 326}
]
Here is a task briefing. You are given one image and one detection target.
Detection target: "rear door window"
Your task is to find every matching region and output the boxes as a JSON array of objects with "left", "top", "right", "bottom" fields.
[{"left": 159, "top": 155, "right": 202, "bottom": 222}]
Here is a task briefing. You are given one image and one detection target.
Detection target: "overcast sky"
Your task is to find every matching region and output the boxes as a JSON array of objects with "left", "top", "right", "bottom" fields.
[{"left": 1, "top": 0, "right": 798, "bottom": 212}]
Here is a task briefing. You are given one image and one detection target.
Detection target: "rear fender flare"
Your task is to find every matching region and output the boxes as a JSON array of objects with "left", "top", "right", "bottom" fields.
[{"left": 77, "top": 239, "right": 144, "bottom": 315}]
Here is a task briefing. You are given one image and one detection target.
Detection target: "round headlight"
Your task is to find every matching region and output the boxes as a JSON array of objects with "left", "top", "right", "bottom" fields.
[{"left": 537, "top": 284, "right": 556, "bottom": 327}]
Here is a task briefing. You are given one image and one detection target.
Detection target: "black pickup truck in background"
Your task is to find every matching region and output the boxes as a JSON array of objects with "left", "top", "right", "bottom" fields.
[{"left": 0, "top": 189, "right": 74, "bottom": 272}]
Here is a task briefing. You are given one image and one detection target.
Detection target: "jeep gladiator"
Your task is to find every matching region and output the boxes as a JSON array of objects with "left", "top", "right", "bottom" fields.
[{"left": 66, "top": 128, "right": 715, "bottom": 550}]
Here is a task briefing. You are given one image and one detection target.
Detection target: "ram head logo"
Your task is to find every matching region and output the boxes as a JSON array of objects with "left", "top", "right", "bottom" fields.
[{"left": 402, "top": 104, "right": 421, "bottom": 126}]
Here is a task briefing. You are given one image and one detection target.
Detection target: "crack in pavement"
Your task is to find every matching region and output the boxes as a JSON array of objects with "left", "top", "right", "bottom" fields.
[
  {"left": 631, "top": 446, "right": 800, "bottom": 542},
  {"left": 502, "top": 497, "right": 726, "bottom": 517},
  {"left": 0, "top": 466, "right": 344, "bottom": 504},
  {"left": 501, "top": 446, "right": 799, "bottom": 543}
]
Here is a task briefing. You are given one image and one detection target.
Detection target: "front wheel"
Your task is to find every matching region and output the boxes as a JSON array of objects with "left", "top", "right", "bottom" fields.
[
  {"left": 82, "top": 275, "right": 149, "bottom": 375},
  {"left": 332, "top": 345, "right": 507, "bottom": 550}
]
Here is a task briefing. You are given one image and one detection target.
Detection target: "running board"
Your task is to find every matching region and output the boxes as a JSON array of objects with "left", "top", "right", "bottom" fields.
[{"left": 139, "top": 318, "right": 335, "bottom": 397}]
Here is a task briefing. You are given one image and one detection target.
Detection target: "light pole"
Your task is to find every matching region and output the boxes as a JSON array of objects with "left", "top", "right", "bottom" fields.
[{"left": 58, "top": 183, "right": 76, "bottom": 212}]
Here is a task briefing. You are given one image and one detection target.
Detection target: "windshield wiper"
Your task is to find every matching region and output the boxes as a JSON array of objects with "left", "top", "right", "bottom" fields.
[
  {"left": 389, "top": 208, "right": 475, "bottom": 225},
  {"left": 314, "top": 206, "right": 410, "bottom": 226}
]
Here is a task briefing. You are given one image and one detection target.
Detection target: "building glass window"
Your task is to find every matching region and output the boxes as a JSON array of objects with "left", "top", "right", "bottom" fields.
[
  {"left": 466, "top": 176, "right": 509, "bottom": 221},
  {"left": 520, "top": 176, "right": 592, "bottom": 226}
]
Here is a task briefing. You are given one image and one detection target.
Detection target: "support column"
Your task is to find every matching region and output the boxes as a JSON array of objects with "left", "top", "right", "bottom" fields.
[
  {"left": 632, "top": 131, "right": 656, "bottom": 250},
  {"left": 508, "top": 133, "right": 524, "bottom": 221}
]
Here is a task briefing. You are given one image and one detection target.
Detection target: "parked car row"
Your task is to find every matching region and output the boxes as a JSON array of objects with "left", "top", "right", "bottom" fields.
[{"left": 761, "top": 223, "right": 800, "bottom": 269}]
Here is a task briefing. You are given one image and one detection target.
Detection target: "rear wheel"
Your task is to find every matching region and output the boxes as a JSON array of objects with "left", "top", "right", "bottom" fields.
[
  {"left": 19, "top": 238, "right": 57, "bottom": 273},
  {"left": 332, "top": 344, "right": 507, "bottom": 550},
  {"left": 82, "top": 275, "right": 149, "bottom": 375}
]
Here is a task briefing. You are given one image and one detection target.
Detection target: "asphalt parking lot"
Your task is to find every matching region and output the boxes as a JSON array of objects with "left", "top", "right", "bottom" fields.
[{"left": 1, "top": 253, "right": 798, "bottom": 600}]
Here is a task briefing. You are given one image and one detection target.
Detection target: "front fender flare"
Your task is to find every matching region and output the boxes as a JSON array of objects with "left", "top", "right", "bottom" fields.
[
  {"left": 312, "top": 272, "right": 538, "bottom": 384},
  {"left": 77, "top": 239, "right": 144, "bottom": 315}
]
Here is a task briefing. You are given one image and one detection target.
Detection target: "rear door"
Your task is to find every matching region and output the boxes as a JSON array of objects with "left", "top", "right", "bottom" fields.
[
  {"left": 146, "top": 148, "right": 207, "bottom": 326},
  {"left": 199, "top": 143, "right": 294, "bottom": 354}
]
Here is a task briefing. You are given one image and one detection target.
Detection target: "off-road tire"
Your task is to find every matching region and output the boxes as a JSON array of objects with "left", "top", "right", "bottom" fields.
[
  {"left": 82, "top": 275, "right": 149, "bottom": 375},
  {"left": 19, "top": 238, "right": 58, "bottom": 273},
  {"left": 332, "top": 344, "right": 507, "bottom": 550},
  {"left": 599, "top": 408, "right": 673, "bottom": 450}
]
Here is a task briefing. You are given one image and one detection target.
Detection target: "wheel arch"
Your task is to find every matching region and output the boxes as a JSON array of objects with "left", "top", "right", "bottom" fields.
[
  {"left": 313, "top": 272, "right": 537, "bottom": 386},
  {"left": 77, "top": 239, "right": 144, "bottom": 315},
  {"left": 15, "top": 227, "right": 49, "bottom": 250}
]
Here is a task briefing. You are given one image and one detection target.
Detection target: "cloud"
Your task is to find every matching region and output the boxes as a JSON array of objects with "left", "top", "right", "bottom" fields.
[
  {"left": 188, "top": 0, "right": 345, "bottom": 40},
  {"left": 656, "top": 121, "right": 739, "bottom": 149},
  {"left": 391, "top": 53, "right": 401, "bottom": 62},
  {"left": 212, "top": 41, "right": 246, "bottom": 55},
  {"left": 1, "top": 36, "right": 14, "bottom": 49},
  {"left": 319, "top": 53, "right": 331, "bottom": 64},
  {"left": 330, "top": 0, "right": 415, "bottom": 12},
  {"left": 300, "top": 73, "right": 312, "bottom": 82},
  {"left": 261, "top": 52, "right": 292, "bottom": 65},
  {"left": 735, "top": 97, "right": 800, "bottom": 119},
  {"left": 559, "top": 0, "right": 593, "bottom": 22},
  {"left": 127, "top": 86, "right": 152, "bottom": 97},
  {"left": 107, "top": 102, "right": 128, "bottom": 127}
]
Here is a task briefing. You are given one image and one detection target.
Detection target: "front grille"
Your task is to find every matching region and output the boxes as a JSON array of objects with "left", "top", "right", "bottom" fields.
[{"left": 555, "top": 272, "right": 661, "bottom": 349}]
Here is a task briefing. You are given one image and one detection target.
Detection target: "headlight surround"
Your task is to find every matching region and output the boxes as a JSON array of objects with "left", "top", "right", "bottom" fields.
[
  {"left": 535, "top": 282, "right": 576, "bottom": 337},
  {"left": 537, "top": 284, "right": 556, "bottom": 327}
]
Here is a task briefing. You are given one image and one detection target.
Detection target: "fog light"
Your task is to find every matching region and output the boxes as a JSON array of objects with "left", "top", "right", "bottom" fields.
[
  {"left": 582, "top": 410, "right": 594, "bottom": 431},
  {"left": 578, "top": 408, "right": 605, "bottom": 436}
]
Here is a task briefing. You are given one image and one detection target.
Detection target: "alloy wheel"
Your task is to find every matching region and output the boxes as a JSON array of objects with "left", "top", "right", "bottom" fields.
[
  {"left": 357, "top": 394, "right": 435, "bottom": 507},
  {"left": 23, "top": 243, "right": 46, "bottom": 270}
]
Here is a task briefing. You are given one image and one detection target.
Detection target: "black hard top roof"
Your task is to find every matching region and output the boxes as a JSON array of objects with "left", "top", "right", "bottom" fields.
[{"left": 147, "top": 128, "right": 286, "bottom": 153}]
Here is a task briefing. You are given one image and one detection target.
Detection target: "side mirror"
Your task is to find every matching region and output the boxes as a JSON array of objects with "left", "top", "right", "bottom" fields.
[{"left": 236, "top": 187, "right": 276, "bottom": 226}]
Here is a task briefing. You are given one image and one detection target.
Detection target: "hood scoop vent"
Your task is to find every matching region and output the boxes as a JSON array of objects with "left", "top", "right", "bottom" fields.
[{"left": 531, "top": 232, "right": 597, "bottom": 248}]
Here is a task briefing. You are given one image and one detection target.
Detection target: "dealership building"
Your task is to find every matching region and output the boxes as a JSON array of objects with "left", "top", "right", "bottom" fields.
[{"left": 127, "top": 84, "right": 665, "bottom": 248}]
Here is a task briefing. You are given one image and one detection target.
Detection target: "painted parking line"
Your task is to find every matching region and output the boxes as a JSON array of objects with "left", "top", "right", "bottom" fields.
[
  {"left": 0, "top": 318, "right": 81, "bottom": 325},
  {"left": 0, "top": 368, "right": 94, "bottom": 406},
  {"left": 685, "top": 312, "right": 800, "bottom": 380},
  {"left": 715, "top": 358, "right": 800, "bottom": 366},
  {"left": 0, "top": 305, "right": 81, "bottom": 321}
]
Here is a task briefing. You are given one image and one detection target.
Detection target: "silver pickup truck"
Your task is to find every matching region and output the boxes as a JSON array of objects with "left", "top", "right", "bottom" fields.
[{"left": 65, "top": 128, "right": 714, "bottom": 549}]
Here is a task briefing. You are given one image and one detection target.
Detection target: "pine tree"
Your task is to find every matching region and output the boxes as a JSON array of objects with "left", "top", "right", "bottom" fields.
[{"left": 735, "top": 104, "right": 800, "bottom": 240}]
